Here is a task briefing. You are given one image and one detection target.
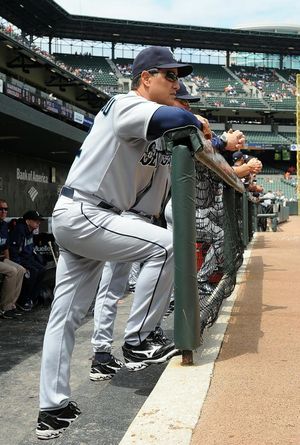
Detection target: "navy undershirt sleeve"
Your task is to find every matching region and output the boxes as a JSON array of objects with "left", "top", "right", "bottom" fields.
[
  {"left": 147, "top": 106, "right": 202, "bottom": 140},
  {"left": 212, "top": 135, "right": 227, "bottom": 152},
  {"left": 147, "top": 106, "right": 227, "bottom": 152}
]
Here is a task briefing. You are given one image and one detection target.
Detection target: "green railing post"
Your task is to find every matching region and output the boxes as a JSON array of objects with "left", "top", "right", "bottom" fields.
[
  {"left": 242, "top": 192, "right": 249, "bottom": 247},
  {"left": 161, "top": 125, "right": 245, "bottom": 364},
  {"left": 171, "top": 144, "right": 201, "bottom": 360},
  {"left": 253, "top": 201, "right": 258, "bottom": 233}
]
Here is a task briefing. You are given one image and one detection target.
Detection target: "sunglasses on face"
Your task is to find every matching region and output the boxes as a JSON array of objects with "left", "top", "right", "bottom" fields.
[
  {"left": 0, "top": 207, "right": 8, "bottom": 211},
  {"left": 148, "top": 69, "right": 179, "bottom": 82}
]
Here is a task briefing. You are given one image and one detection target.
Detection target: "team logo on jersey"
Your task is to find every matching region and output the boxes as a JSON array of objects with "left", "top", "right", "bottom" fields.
[{"left": 139, "top": 142, "right": 171, "bottom": 167}]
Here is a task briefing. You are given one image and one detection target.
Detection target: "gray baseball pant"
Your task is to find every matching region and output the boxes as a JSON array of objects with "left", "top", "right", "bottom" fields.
[
  {"left": 92, "top": 212, "right": 171, "bottom": 354},
  {"left": 39, "top": 196, "right": 173, "bottom": 409}
]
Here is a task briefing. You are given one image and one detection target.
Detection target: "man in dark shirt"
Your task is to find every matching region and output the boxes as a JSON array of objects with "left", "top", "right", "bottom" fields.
[
  {"left": 9, "top": 210, "right": 46, "bottom": 311},
  {"left": 0, "top": 199, "right": 25, "bottom": 318}
]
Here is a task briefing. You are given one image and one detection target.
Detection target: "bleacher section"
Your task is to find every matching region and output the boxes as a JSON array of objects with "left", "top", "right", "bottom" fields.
[
  {"left": 54, "top": 53, "right": 118, "bottom": 87},
  {"left": 229, "top": 65, "right": 296, "bottom": 111},
  {"left": 230, "top": 65, "right": 277, "bottom": 83},
  {"left": 244, "top": 131, "right": 290, "bottom": 145},
  {"left": 265, "top": 97, "right": 296, "bottom": 111},
  {"left": 258, "top": 175, "right": 297, "bottom": 200},
  {"left": 203, "top": 95, "right": 266, "bottom": 109},
  {"left": 280, "top": 132, "right": 296, "bottom": 143},
  {"left": 190, "top": 63, "right": 244, "bottom": 94},
  {"left": 277, "top": 68, "right": 298, "bottom": 84},
  {"left": 114, "top": 58, "right": 133, "bottom": 77}
]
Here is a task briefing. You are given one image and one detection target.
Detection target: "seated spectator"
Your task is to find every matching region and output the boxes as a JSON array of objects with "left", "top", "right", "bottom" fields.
[
  {"left": 260, "top": 190, "right": 276, "bottom": 213},
  {"left": 275, "top": 190, "right": 286, "bottom": 204},
  {"left": 0, "top": 199, "right": 26, "bottom": 319},
  {"left": 9, "top": 210, "right": 46, "bottom": 311}
]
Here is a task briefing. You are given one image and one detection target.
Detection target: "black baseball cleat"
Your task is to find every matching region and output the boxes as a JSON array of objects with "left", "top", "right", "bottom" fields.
[
  {"left": 122, "top": 337, "right": 179, "bottom": 371},
  {"left": 90, "top": 354, "right": 124, "bottom": 381},
  {"left": 147, "top": 326, "right": 172, "bottom": 346},
  {"left": 35, "top": 401, "right": 81, "bottom": 440}
]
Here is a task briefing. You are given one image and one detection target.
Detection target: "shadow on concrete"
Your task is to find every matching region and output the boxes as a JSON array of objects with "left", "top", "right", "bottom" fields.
[{"left": 0, "top": 305, "right": 93, "bottom": 374}]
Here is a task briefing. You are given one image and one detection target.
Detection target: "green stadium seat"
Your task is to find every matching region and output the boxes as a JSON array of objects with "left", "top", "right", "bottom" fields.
[
  {"left": 54, "top": 53, "right": 118, "bottom": 87},
  {"left": 191, "top": 63, "right": 245, "bottom": 94}
]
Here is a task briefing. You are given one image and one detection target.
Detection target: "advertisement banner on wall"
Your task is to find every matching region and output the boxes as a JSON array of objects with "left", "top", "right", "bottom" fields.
[
  {"left": 2, "top": 73, "right": 95, "bottom": 129},
  {"left": 74, "top": 111, "right": 84, "bottom": 124},
  {"left": 5, "top": 82, "right": 22, "bottom": 99}
]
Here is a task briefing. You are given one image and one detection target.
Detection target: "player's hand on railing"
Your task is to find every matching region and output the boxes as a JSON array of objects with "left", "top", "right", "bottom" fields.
[
  {"left": 225, "top": 129, "right": 246, "bottom": 151},
  {"left": 247, "top": 157, "right": 262, "bottom": 173}
]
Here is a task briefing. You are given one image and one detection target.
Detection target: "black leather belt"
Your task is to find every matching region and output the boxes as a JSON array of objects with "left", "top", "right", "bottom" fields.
[
  {"left": 60, "top": 186, "right": 74, "bottom": 199},
  {"left": 129, "top": 208, "right": 153, "bottom": 221},
  {"left": 60, "top": 186, "right": 122, "bottom": 214}
]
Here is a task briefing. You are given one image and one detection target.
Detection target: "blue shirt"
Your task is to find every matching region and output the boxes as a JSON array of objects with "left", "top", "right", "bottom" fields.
[{"left": 9, "top": 220, "right": 35, "bottom": 267}]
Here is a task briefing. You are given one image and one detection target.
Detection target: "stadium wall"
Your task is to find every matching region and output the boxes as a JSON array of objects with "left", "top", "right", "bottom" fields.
[{"left": 0, "top": 152, "right": 68, "bottom": 217}]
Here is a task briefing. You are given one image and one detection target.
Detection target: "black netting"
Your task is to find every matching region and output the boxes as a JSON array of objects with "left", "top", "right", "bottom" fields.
[{"left": 195, "top": 161, "right": 244, "bottom": 334}]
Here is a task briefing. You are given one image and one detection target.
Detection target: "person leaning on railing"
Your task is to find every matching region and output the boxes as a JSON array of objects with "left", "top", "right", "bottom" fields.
[
  {"left": 232, "top": 151, "right": 262, "bottom": 178},
  {"left": 231, "top": 151, "right": 263, "bottom": 194}
]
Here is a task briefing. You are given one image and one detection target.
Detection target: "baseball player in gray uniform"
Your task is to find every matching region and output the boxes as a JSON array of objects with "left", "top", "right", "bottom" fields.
[
  {"left": 90, "top": 138, "right": 171, "bottom": 381},
  {"left": 89, "top": 81, "right": 245, "bottom": 381},
  {"left": 36, "top": 46, "right": 206, "bottom": 440}
]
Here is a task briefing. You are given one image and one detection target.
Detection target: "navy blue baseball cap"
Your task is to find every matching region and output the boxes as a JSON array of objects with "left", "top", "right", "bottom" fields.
[
  {"left": 23, "top": 210, "right": 44, "bottom": 221},
  {"left": 232, "top": 151, "right": 244, "bottom": 161},
  {"left": 132, "top": 46, "right": 193, "bottom": 79},
  {"left": 176, "top": 80, "right": 200, "bottom": 102},
  {"left": 233, "top": 151, "right": 253, "bottom": 162}
]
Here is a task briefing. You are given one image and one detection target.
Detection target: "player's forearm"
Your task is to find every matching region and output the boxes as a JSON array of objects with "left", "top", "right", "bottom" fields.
[
  {"left": 147, "top": 106, "right": 202, "bottom": 139},
  {"left": 232, "top": 164, "right": 251, "bottom": 178},
  {"left": 211, "top": 134, "right": 226, "bottom": 152}
]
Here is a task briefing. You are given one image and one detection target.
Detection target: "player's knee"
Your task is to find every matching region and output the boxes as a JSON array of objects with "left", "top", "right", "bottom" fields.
[{"left": 4, "top": 267, "right": 18, "bottom": 278}]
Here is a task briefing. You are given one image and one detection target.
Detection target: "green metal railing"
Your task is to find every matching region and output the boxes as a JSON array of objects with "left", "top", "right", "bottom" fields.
[{"left": 163, "top": 126, "right": 245, "bottom": 364}]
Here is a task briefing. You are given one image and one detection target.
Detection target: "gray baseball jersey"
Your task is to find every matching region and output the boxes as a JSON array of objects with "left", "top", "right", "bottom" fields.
[{"left": 65, "top": 92, "right": 163, "bottom": 210}]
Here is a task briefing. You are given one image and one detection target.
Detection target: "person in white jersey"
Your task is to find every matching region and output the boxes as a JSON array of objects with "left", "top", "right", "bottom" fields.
[
  {"left": 90, "top": 136, "right": 172, "bottom": 381},
  {"left": 36, "top": 46, "right": 202, "bottom": 440},
  {"left": 89, "top": 81, "right": 245, "bottom": 381}
]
